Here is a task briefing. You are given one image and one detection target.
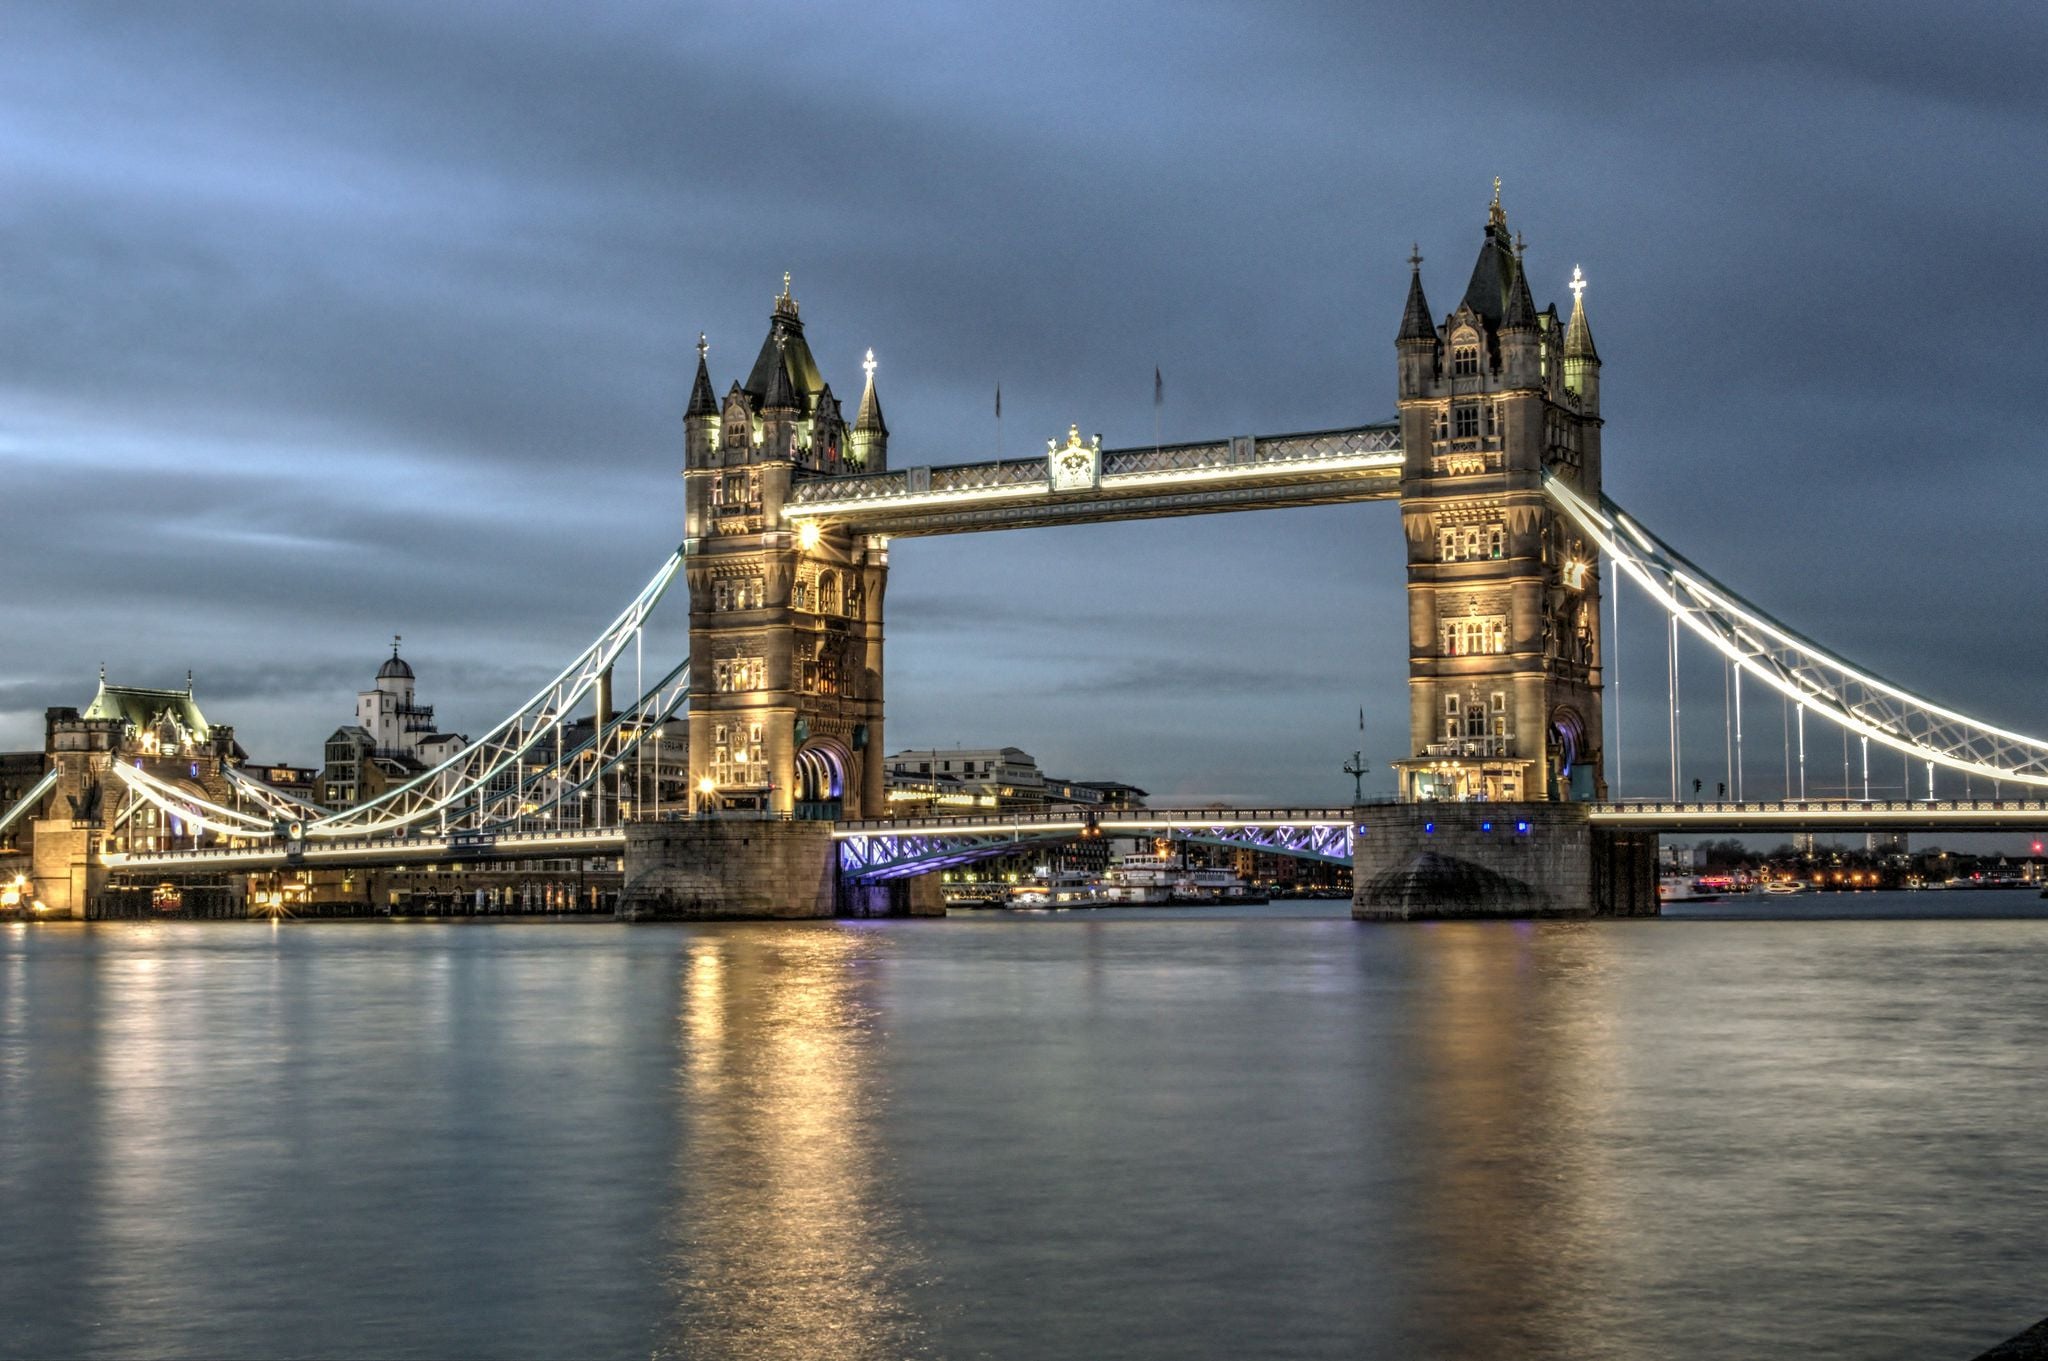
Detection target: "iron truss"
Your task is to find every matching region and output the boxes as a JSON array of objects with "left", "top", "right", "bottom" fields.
[
  {"left": 1547, "top": 475, "right": 2048, "bottom": 788},
  {"left": 835, "top": 808, "right": 1357, "bottom": 881},
  {"left": 302, "top": 547, "right": 685, "bottom": 836},
  {"left": 783, "top": 425, "right": 1402, "bottom": 538}
]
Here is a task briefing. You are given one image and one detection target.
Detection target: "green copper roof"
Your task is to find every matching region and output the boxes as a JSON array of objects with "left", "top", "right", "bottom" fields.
[{"left": 81, "top": 682, "right": 211, "bottom": 741}]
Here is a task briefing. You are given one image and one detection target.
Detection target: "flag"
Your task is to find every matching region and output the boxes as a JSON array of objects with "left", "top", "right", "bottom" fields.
[
  {"left": 995, "top": 383, "right": 1001, "bottom": 418},
  {"left": 1153, "top": 367, "right": 1163, "bottom": 408},
  {"left": 1358, "top": 706, "right": 1365, "bottom": 731}
]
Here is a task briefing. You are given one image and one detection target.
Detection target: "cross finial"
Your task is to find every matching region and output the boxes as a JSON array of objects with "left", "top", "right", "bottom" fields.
[
  {"left": 99, "top": 662, "right": 106, "bottom": 683},
  {"left": 1515, "top": 230, "right": 1525, "bottom": 258},
  {"left": 1488, "top": 177, "right": 1507, "bottom": 231},
  {"left": 697, "top": 332, "right": 707, "bottom": 361},
  {"left": 1492, "top": 176, "right": 1501, "bottom": 207},
  {"left": 1569, "top": 264, "right": 1587, "bottom": 305},
  {"left": 1408, "top": 242, "right": 1423, "bottom": 271},
  {"left": 862, "top": 347, "right": 877, "bottom": 384},
  {"left": 781, "top": 271, "right": 791, "bottom": 298}
]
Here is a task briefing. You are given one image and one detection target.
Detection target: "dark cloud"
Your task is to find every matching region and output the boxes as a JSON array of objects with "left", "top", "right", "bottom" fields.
[{"left": 2, "top": 0, "right": 2045, "bottom": 821}]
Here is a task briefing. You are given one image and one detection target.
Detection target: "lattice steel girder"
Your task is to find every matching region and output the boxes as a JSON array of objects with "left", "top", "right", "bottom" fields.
[
  {"left": 836, "top": 831, "right": 1078, "bottom": 881},
  {"left": 1590, "top": 800, "right": 2048, "bottom": 832},
  {"left": 106, "top": 826, "right": 629, "bottom": 874},
  {"left": 304, "top": 547, "right": 684, "bottom": 836},
  {"left": 835, "top": 810, "right": 1359, "bottom": 880},
  {"left": 465, "top": 660, "right": 689, "bottom": 830},
  {"left": 1546, "top": 475, "right": 2048, "bottom": 787}
]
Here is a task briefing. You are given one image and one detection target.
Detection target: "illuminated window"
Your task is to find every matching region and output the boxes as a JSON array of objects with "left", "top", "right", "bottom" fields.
[
  {"left": 1452, "top": 345, "right": 1479, "bottom": 377},
  {"left": 1432, "top": 409, "right": 1448, "bottom": 442},
  {"left": 819, "top": 573, "right": 839, "bottom": 614},
  {"left": 1440, "top": 617, "right": 1507, "bottom": 656}
]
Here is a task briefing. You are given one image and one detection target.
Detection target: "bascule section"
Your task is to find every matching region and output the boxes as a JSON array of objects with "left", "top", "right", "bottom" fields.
[
  {"left": 1391, "top": 188, "right": 1605, "bottom": 807},
  {"left": 681, "top": 277, "right": 889, "bottom": 821}
]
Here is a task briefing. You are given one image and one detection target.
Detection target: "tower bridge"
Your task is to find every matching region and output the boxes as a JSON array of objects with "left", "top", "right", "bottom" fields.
[{"left": 12, "top": 190, "right": 2048, "bottom": 920}]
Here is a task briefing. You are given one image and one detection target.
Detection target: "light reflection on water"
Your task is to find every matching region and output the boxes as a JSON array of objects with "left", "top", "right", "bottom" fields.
[{"left": 1, "top": 905, "right": 2046, "bottom": 1360}]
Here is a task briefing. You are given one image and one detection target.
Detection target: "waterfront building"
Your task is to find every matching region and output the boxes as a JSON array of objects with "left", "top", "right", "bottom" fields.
[
  {"left": 1391, "top": 187, "right": 1605, "bottom": 803},
  {"left": 317, "top": 642, "right": 467, "bottom": 807},
  {"left": 885, "top": 746, "right": 1047, "bottom": 811}
]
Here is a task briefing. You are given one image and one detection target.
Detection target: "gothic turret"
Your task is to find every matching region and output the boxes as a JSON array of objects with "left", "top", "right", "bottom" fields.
[
  {"left": 849, "top": 347, "right": 887, "bottom": 472},
  {"left": 1397, "top": 247, "right": 1439, "bottom": 399},
  {"left": 1498, "top": 240, "right": 1540, "bottom": 387},
  {"left": 1563, "top": 265, "right": 1600, "bottom": 410},
  {"left": 684, "top": 333, "right": 718, "bottom": 469}
]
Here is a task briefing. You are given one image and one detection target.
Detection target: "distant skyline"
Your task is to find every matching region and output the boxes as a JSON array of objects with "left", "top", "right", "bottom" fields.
[{"left": 5, "top": 1, "right": 2047, "bottom": 833}]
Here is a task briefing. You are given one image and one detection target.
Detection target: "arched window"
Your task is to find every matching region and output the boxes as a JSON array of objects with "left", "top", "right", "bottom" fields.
[{"left": 819, "top": 573, "right": 839, "bottom": 614}]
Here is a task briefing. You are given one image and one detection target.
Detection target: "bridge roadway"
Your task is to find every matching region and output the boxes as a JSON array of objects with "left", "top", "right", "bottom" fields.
[
  {"left": 781, "top": 424, "right": 1403, "bottom": 536},
  {"left": 101, "top": 800, "right": 2048, "bottom": 880}
]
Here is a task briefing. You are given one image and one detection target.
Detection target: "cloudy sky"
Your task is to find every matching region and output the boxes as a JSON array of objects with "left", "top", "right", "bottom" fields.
[{"left": 4, "top": 0, "right": 2046, "bottom": 820}]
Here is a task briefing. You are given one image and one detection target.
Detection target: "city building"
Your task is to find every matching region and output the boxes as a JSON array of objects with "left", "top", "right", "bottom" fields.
[
  {"left": 318, "top": 642, "right": 468, "bottom": 807},
  {"left": 886, "top": 746, "right": 1047, "bottom": 811}
]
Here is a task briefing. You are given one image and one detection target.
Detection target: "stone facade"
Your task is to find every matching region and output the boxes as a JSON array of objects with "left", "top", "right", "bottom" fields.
[
  {"left": 681, "top": 280, "right": 888, "bottom": 822},
  {"left": 1352, "top": 802, "right": 1657, "bottom": 920},
  {"left": 617, "top": 819, "right": 840, "bottom": 919},
  {"left": 1393, "top": 188, "right": 1606, "bottom": 805}
]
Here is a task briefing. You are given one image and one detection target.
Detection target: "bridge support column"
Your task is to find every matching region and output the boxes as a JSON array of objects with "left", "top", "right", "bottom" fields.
[
  {"left": 839, "top": 874, "right": 945, "bottom": 918},
  {"left": 617, "top": 818, "right": 838, "bottom": 919},
  {"left": 1352, "top": 803, "right": 1655, "bottom": 920},
  {"left": 28, "top": 817, "right": 101, "bottom": 919}
]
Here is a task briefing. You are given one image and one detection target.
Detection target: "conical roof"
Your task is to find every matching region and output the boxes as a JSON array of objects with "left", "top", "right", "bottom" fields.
[
  {"left": 1398, "top": 252, "right": 1436, "bottom": 343},
  {"left": 1565, "top": 271, "right": 1599, "bottom": 362},
  {"left": 855, "top": 370, "right": 886, "bottom": 436},
  {"left": 759, "top": 336, "right": 799, "bottom": 411},
  {"left": 685, "top": 335, "right": 718, "bottom": 418},
  {"left": 743, "top": 275, "right": 823, "bottom": 412},
  {"left": 1460, "top": 221, "right": 1517, "bottom": 330},
  {"left": 1502, "top": 250, "right": 1538, "bottom": 330}
]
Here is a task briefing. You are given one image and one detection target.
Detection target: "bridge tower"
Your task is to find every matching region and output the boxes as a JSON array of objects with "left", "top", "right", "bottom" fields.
[
  {"left": 681, "top": 277, "right": 888, "bottom": 819},
  {"left": 1391, "top": 187, "right": 1606, "bottom": 804}
]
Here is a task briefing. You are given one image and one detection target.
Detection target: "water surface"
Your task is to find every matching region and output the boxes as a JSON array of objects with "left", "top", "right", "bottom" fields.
[{"left": 3, "top": 902, "right": 2044, "bottom": 1359}]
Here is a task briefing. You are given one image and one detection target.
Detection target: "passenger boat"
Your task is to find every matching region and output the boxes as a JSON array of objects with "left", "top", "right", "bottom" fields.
[
  {"left": 1657, "top": 876, "right": 1720, "bottom": 903},
  {"left": 1761, "top": 880, "right": 1806, "bottom": 896}
]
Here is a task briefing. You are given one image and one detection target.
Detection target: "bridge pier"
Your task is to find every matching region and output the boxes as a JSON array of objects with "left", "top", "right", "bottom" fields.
[
  {"left": 616, "top": 819, "right": 944, "bottom": 920},
  {"left": 1352, "top": 803, "right": 1656, "bottom": 920}
]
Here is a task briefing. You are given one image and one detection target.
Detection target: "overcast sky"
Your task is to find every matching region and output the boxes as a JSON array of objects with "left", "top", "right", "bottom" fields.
[{"left": 4, "top": 0, "right": 2046, "bottom": 828}]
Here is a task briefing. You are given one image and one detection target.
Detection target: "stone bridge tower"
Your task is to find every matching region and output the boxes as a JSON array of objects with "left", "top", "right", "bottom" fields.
[
  {"left": 681, "top": 277, "right": 888, "bottom": 819},
  {"left": 1391, "top": 187, "right": 1606, "bottom": 803}
]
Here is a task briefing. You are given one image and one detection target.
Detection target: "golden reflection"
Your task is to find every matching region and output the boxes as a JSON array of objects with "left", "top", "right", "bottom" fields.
[
  {"left": 1402, "top": 921, "right": 1630, "bottom": 1355},
  {"left": 661, "top": 927, "right": 925, "bottom": 1359}
]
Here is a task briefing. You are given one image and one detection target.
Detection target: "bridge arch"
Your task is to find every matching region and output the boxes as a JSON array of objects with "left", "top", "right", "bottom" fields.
[{"left": 795, "top": 738, "right": 851, "bottom": 820}]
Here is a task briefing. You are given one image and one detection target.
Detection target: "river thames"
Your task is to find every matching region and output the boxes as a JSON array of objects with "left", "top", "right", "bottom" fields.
[{"left": 3, "top": 900, "right": 2044, "bottom": 1359}]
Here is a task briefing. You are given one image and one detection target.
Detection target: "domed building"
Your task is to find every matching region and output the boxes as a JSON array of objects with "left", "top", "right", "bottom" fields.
[{"left": 318, "top": 640, "right": 468, "bottom": 807}]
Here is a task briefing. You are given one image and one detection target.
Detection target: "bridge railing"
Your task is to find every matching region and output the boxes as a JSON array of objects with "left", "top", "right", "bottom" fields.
[
  {"left": 835, "top": 806, "right": 1364, "bottom": 834},
  {"left": 1603, "top": 798, "right": 2048, "bottom": 811}
]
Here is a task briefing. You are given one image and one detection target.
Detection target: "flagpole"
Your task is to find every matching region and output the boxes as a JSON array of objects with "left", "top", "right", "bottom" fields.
[
  {"left": 1153, "top": 366, "right": 1162, "bottom": 455},
  {"left": 995, "top": 382, "right": 1003, "bottom": 460}
]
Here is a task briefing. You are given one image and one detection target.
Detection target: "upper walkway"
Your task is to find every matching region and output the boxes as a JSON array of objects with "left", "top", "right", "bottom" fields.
[{"left": 782, "top": 424, "right": 1402, "bottom": 536}]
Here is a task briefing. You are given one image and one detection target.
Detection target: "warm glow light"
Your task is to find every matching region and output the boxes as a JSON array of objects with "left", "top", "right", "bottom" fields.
[
  {"left": 697, "top": 776, "right": 717, "bottom": 795},
  {"left": 798, "top": 521, "right": 822, "bottom": 551}
]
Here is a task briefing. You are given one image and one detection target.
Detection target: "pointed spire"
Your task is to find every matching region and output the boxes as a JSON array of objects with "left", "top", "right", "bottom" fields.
[
  {"left": 854, "top": 346, "right": 886, "bottom": 435},
  {"left": 760, "top": 333, "right": 798, "bottom": 411},
  {"left": 1564, "top": 265, "right": 1599, "bottom": 361},
  {"left": 686, "top": 331, "right": 718, "bottom": 418},
  {"left": 1398, "top": 244, "right": 1436, "bottom": 343},
  {"left": 1460, "top": 179, "right": 1517, "bottom": 327},
  {"left": 1502, "top": 240, "right": 1537, "bottom": 331}
]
